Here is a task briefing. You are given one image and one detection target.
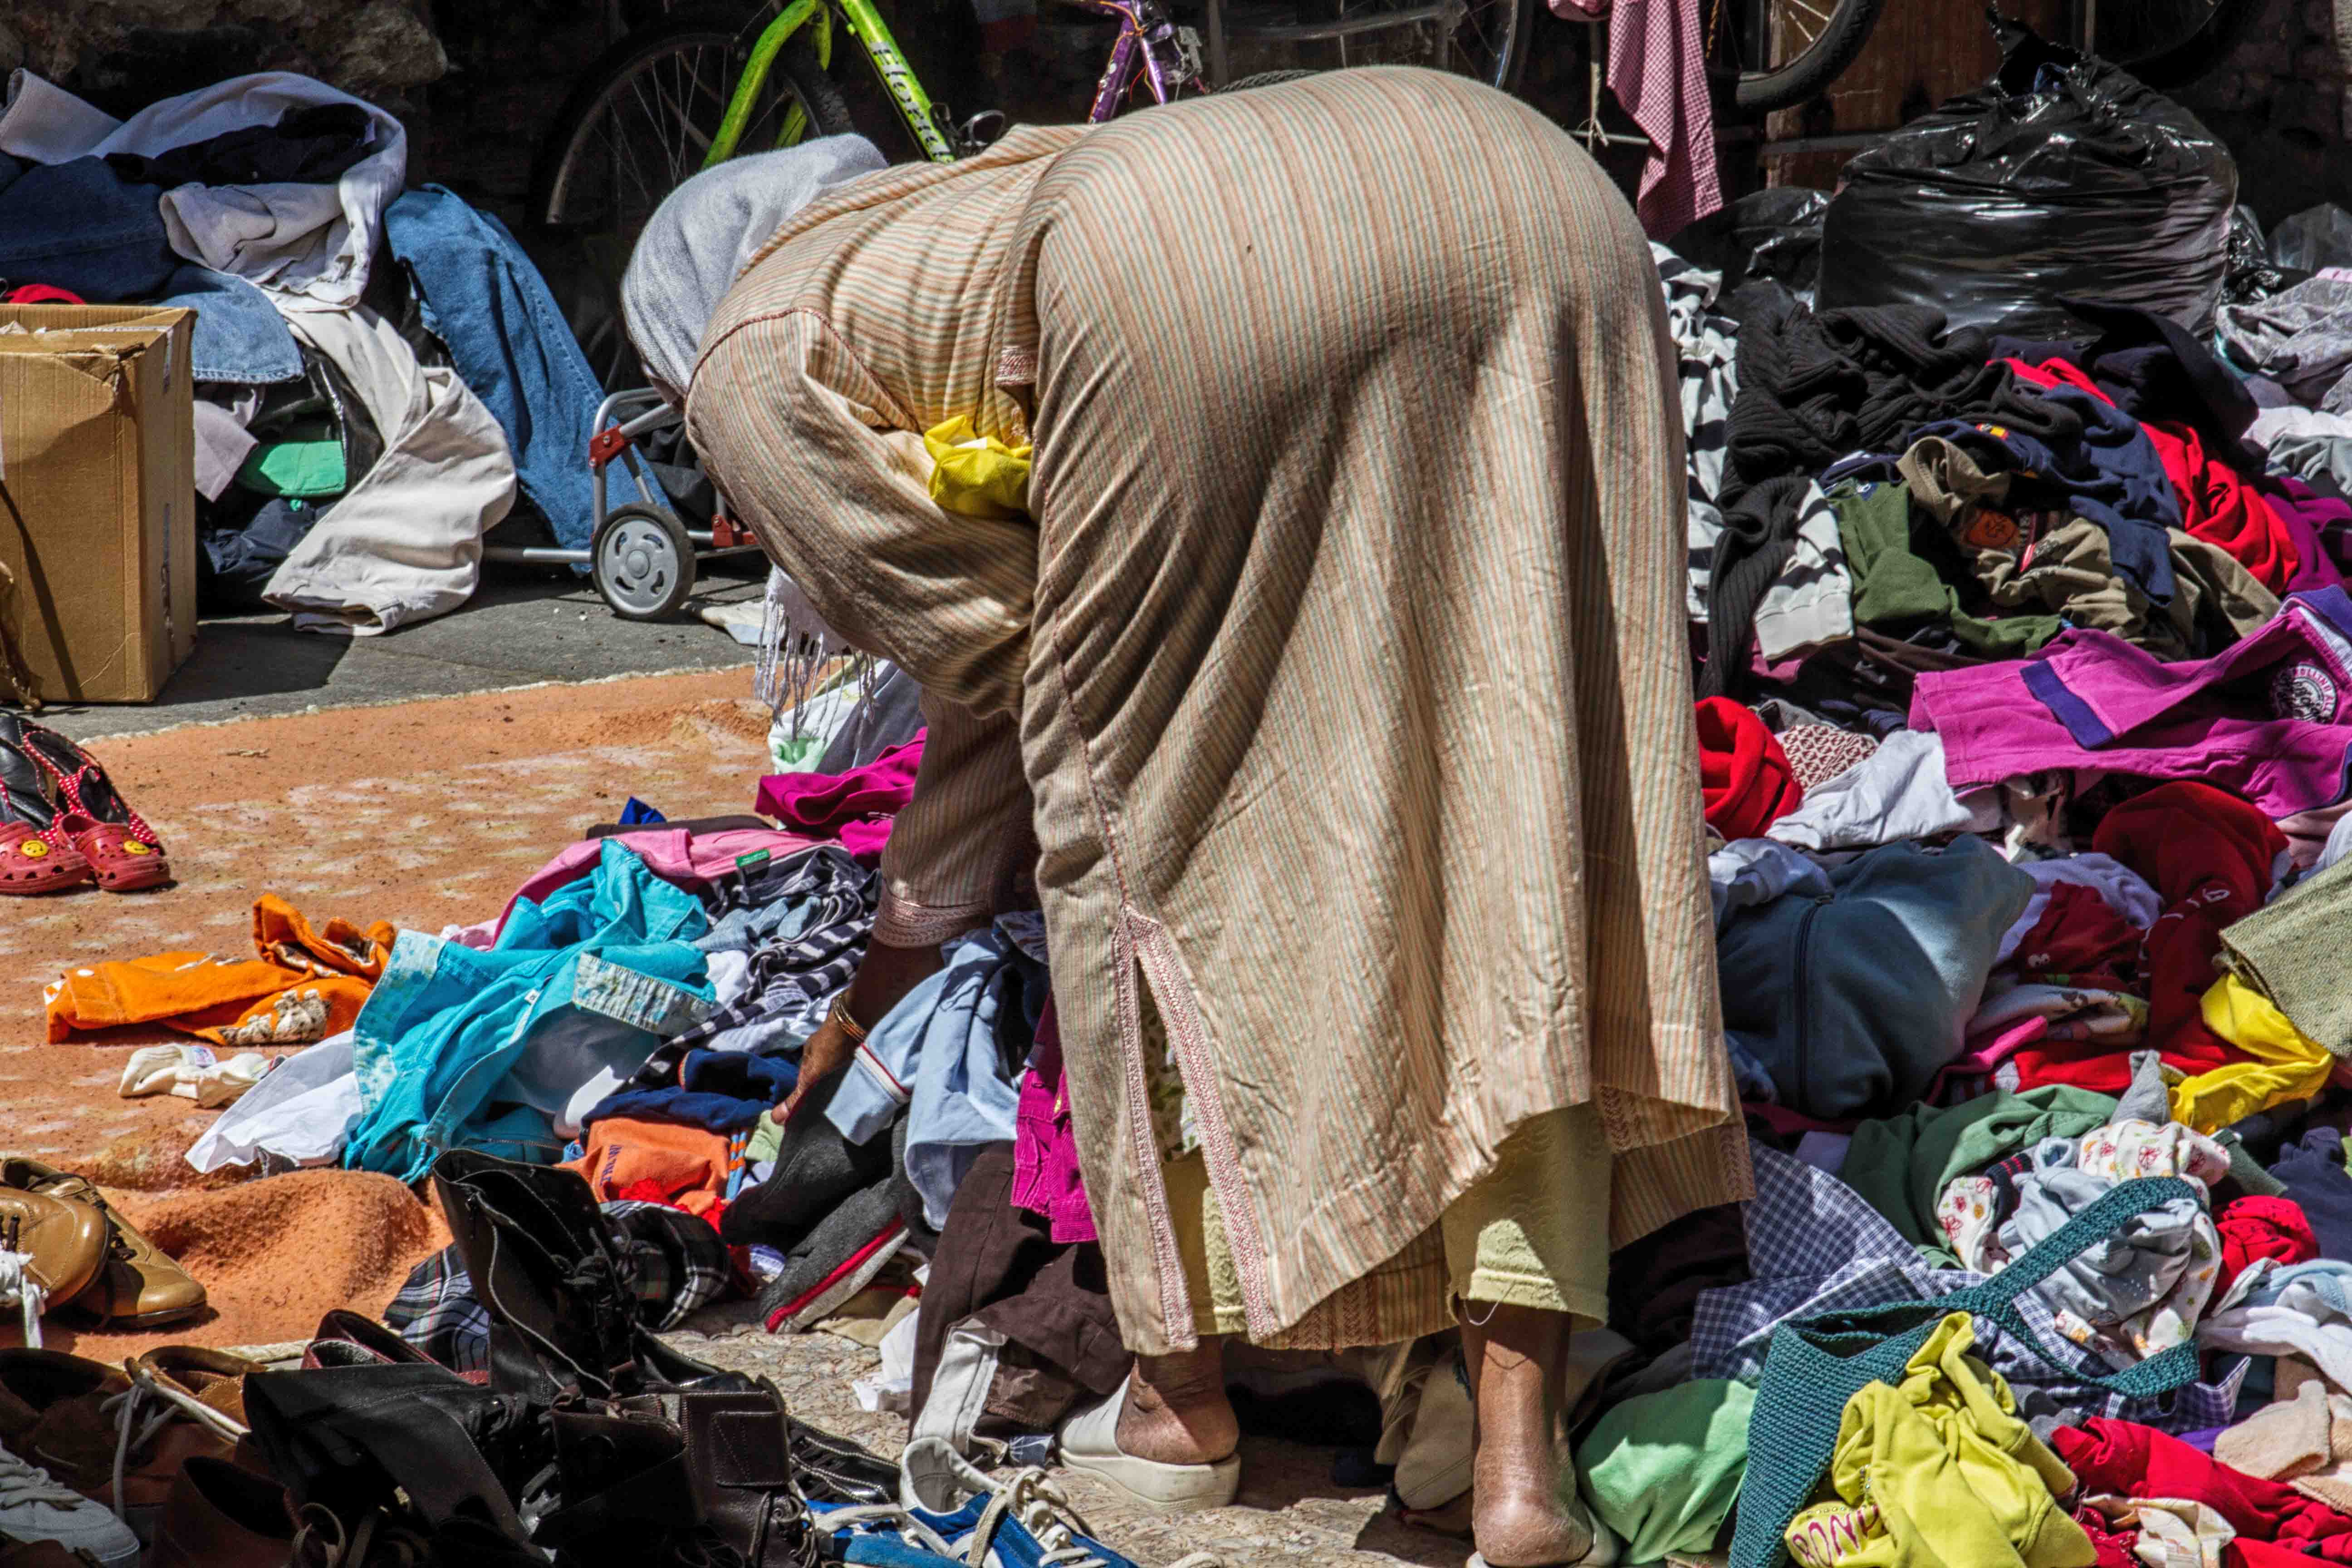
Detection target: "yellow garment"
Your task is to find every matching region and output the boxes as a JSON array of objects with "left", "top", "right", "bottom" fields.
[
  {"left": 1789, "top": 1313, "right": 2093, "bottom": 1568},
  {"left": 2171, "top": 975, "right": 2335, "bottom": 1133},
  {"left": 1166, "top": 1103, "right": 1612, "bottom": 1343},
  {"left": 923, "top": 416, "right": 1031, "bottom": 519}
]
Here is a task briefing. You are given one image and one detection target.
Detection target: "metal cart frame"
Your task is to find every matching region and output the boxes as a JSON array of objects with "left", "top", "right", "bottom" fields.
[{"left": 482, "top": 389, "right": 765, "bottom": 619}]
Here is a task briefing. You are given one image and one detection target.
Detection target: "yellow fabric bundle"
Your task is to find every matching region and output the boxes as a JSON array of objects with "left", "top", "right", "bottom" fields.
[
  {"left": 1788, "top": 1313, "right": 2093, "bottom": 1568},
  {"left": 2170, "top": 975, "right": 2336, "bottom": 1133},
  {"left": 924, "top": 416, "right": 1032, "bottom": 519}
]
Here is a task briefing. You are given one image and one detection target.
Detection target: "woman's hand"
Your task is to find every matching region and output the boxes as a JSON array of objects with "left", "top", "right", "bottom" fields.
[
  {"left": 775, "top": 1009, "right": 861, "bottom": 1126},
  {"left": 771, "top": 936, "right": 950, "bottom": 1125}
]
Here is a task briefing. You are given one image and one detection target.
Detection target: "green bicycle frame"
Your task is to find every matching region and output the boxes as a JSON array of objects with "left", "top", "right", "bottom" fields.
[{"left": 704, "top": 0, "right": 959, "bottom": 168}]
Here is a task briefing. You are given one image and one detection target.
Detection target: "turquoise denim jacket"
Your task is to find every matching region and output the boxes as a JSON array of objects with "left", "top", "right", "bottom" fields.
[{"left": 344, "top": 840, "right": 715, "bottom": 1181}]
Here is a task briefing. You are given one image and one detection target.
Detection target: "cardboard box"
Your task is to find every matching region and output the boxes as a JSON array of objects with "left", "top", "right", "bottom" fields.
[{"left": 0, "top": 305, "right": 197, "bottom": 704}]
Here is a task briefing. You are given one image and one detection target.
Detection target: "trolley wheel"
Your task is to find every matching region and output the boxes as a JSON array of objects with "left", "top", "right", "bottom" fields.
[{"left": 593, "top": 504, "right": 699, "bottom": 621}]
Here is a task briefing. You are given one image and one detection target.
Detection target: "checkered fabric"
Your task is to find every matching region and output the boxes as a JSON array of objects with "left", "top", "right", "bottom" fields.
[
  {"left": 381, "top": 1245, "right": 490, "bottom": 1375},
  {"left": 382, "top": 1198, "right": 732, "bottom": 1372},
  {"left": 1695, "top": 1142, "right": 2244, "bottom": 1431},
  {"left": 1774, "top": 724, "right": 1879, "bottom": 793}
]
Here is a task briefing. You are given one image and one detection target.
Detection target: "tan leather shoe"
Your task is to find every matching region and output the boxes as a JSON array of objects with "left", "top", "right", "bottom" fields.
[
  {"left": 0, "top": 1191, "right": 106, "bottom": 1328},
  {"left": 134, "top": 1347, "right": 263, "bottom": 1429},
  {"left": 0, "top": 1158, "right": 204, "bottom": 1329}
]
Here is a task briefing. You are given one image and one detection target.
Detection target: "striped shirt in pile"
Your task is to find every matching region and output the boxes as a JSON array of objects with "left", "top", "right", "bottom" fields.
[
  {"left": 1654, "top": 242, "right": 1854, "bottom": 658},
  {"left": 690, "top": 69, "right": 1749, "bottom": 1355},
  {"left": 1656, "top": 241, "right": 1738, "bottom": 621}
]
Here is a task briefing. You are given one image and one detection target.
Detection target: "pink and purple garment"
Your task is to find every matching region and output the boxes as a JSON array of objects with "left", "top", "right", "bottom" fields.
[
  {"left": 754, "top": 734, "right": 925, "bottom": 864},
  {"left": 2267, "top": 473, "right": 2352, "bottom": 593},
  {"left": 452, "top": 825, "right": 825, "bottom": 948},
  {"left": 1911, "top": 587, "right": 2352, "bottom": 820},
  {"left": 1010, "top": 998, "right": 1097, "bottom": 1245}
]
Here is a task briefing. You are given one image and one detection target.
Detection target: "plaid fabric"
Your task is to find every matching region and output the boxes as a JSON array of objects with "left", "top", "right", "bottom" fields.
[
  {"left": 381, "top": 1245, "right": 490, "bottom": 1376},
  {"left": 1695, "top": 1142, "right": 2244, "bottom": 1431},
  {"left": 382, "top": 1199, "right": 732, "bottom": 1370},
  {"left": 605, "top": 1199, "right": 734, "bottom": 1330}
]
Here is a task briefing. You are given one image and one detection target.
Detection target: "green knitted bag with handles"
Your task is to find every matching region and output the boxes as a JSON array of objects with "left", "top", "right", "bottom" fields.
[{"left": 1729, "top": 1175, "right": 2208, "bottom": 1568}]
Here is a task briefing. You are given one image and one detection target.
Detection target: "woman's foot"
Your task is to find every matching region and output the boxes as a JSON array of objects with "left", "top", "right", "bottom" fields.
[
  {"left": 1116, "top": 1342, "right": 1238, "bottom": 1465},
  {"left": 1462, "top": 1307, "right": 1611, "bottom": 1568},
  {"left": 1058, "top": 1344, "right": 1241, "bottom": 1514}
]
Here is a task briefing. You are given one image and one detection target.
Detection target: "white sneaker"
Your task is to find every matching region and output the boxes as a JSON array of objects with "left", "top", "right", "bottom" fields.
[{"left": 0, "top": 1444, "right": 140, "bottom": 1566}]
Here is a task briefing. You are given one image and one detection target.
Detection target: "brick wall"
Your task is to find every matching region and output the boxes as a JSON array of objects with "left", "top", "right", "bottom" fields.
[{"left": 2126, "top": 0, "right": 2350, "bottom": 225}]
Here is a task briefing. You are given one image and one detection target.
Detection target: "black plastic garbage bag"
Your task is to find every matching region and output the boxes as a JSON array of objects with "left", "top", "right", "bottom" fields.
[
  {"left": 2269, "top": 204, "right": 2352, "bottom": 273},
  {"left": 2226, "top": 206, "right": 2312, "bottom": 306},
  {"left": 1666, "top": 188, "right": 1830, "bottom": 295},
  {"left": 1817, "top": 18, "right": 2236, "bottom": 338}
]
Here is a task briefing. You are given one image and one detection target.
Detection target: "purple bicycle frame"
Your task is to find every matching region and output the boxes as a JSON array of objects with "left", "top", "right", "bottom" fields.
[{"left": 1075, "top": 0, "right": 1196, "bottom": 119}]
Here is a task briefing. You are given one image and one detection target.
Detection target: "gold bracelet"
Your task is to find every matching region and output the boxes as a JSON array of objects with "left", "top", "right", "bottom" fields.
[{"left": 828, "top": 992, "right": 871, "bottom": 1046}]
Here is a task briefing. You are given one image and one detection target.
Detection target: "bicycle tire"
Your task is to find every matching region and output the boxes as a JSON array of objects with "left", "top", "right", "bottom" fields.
[
  {"left": 1435, "top": 0, "right": 1533, "bottom": 94},
  {"left": 1230, "top": 0, "right": 1533, "bottom": 93},
  {"left": 1708, "top": 0, "right": 1888, "bottom": 113},
  {"left": 1486, "top": 0, "right": 1537, "bottom": 93},
  {"left": 2112, "top": 0, "right": 2266, "bottom": 88},
  {"left": 530, "top": 7, "right": 855, "bottom": 389},
  {"left": 530, "top": 6, "right": 854, "bottom": 234},
  {"left": 1224, "top": 69, "right": 1320, "bottom": 90}
]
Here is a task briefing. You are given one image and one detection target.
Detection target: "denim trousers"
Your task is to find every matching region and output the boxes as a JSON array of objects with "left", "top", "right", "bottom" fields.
[
  {"left": 0, "top": 153, "right": 301, "bottom": 383},
  {"left": 388, "top": 186, "right": 666, "bottom": 549}
]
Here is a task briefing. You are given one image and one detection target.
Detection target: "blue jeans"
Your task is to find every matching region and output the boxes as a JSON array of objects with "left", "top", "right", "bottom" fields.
[
  {"left": 387, "top": 187, "right": 662, "bottom": 550},
  {"left": 160, "top": 264, "right": 304, "bottom": 384},
  {"left": 0, "top": 156, "right": 301, "bottom": 383}
]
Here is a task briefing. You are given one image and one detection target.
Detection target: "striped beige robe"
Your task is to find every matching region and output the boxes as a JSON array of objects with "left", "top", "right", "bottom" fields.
[{"left": 689, "top": 68, "right": 1749, "bottom": 1357}]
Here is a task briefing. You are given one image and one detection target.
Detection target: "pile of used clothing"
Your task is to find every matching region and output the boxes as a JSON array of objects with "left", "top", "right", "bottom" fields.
[
  {"left": 5, "top": 667, "right": 1176, "bottom": 1561},
  {"left": 1597, "top": 185, "right": 2352, "bottom": 1567},
  {"left": 0, "top": 70, "right": 615, "bottom": 632},
  {"left": 3, "top": 671, "right": 1183, "bottom": 1564},
  {"left": 41, "top": 61, "right": 2352, "bottom": 1568}
]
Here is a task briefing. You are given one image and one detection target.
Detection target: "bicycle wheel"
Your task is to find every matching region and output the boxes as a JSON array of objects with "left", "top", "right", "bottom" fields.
[
  {"left": 1224, "top": 69, "right": 1321, "bottom": 89},
  {"left": 1705, "top": 0, "right": 1886, "bottom": 112},
  {"left": 2094, "top": 0, "right": 2265, "bottom": 88},
  {"left": 1223, "top": 0, "right": 1534, "bottom": 93},
  {"left": 531, "top": 6, "right": 854, "bottom": 383}
]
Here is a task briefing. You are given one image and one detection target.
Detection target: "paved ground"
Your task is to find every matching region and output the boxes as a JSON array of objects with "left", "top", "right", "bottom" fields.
[
  {"left": 673, "top": 1314, "right": 1472, "bottom": 1568},
  {"left": 42, "top": 563, "right": 768, "bottom": 741},
  {"left": 5, "top": 670, "right": 779, "bottom": 1209}
]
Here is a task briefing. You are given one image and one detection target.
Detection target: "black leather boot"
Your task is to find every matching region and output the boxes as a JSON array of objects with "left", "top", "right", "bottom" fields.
[
  {"left": 532, "top": 1400, "right": 704, "bottom": 1567},
  {"left": 782, "top": 1415, "right": 898, "bottom": 1507},
  {"left": 675, "top": 1384, "right": 819, "bottom": 1567},
  {"left": 286, "top": 1503, "right": 549, "bottom": 1568},
  {"left": 433, "top": 1149, "right": 757, "bottom": 1402},
  {"left": 242, "top": 1362, "right": 544, "bottom": 1551},
  {"left": 431, "top": 1149, "right": 638, "bottom": 1398}
]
